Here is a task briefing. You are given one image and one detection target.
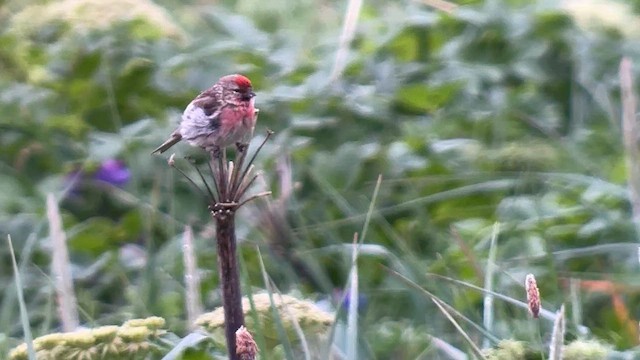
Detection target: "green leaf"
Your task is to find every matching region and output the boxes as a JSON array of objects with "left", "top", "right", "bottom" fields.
[
  {"left": 68, "top": 217, "right": 120, "bottom": 254},
  {"left": 161, "top": 332, "right": 215, "bottom": 360},
  {"left": 394, "top": 82, "right": 459, "bottom": 113}
]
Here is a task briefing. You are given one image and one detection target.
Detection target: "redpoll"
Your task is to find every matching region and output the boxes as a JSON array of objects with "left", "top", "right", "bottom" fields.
[{"left": 153, "top": 74, "right": 256, "bottom": 155}]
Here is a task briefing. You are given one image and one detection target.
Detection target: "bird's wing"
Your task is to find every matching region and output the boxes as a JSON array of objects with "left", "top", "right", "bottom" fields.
[{"left": 191, "top": 95, "right": 227, "bottom": 128}]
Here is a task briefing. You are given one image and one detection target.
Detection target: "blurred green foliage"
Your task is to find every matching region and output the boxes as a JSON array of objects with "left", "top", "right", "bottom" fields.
[{"left": 2, "top": 0, "right": 640, "bottom": 358}]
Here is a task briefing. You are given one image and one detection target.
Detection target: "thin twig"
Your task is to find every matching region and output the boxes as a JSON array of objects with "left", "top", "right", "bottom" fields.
[
  {"left": 234, "top": 174, "right": 260, "bottom": 203},
  {"left": 170, "top": 162, "right": 209, "bottom": 201},
  {"left": 237, "top": 191, "right": 273, "bottom": 209},
  {"left": 237, "top": 131, "right": 273, "bottom": 188},
  {"left": 228, "top": 161, "right": 236, "bottom": 191},
  {"left": 207, "top": 157, "right": 221, "bottom": 201},
  {"left": 230, "top": 147, "right": 250, "bottom": 196},
  {"left": 217, "top": 150, "right": 229, "bottom": 202},
  {"left": 188, "top": 157, "right": 217, "bottom": 204}
]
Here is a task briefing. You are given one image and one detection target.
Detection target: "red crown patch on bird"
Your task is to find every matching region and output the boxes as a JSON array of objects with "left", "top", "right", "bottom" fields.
[{"left": 234, "top": 75, "right": 252, "bottom": 88}]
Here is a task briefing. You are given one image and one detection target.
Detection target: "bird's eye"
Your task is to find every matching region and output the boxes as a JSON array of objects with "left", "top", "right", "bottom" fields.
[{"left": 233, "top": 89, "right": 241, "bottom": 93}]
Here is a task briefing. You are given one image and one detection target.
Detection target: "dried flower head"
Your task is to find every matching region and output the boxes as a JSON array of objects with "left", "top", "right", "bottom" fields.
[
  {"left": 196, "top": 293, "right": 333, "bottom": 345},
  {"left": 123, "top": 316, "right": 166, "bottom": 330},
  {"left": 91, "top": 325, "right": 119, "bottom": 343},
  {"left": 563, "top": 339, "right": 609, "bottom": 358},
  {"left": 525, "top": 273, "right": 540, "bottom": 318},
  {"left": 9, "top": 317, "right": 167, "bottom": 360},
  {"left": 11, "top": 0, "right": 185, "bottom": 40},
  {"left": 236, "top": 326, "right": 258, "bottom": 360}
]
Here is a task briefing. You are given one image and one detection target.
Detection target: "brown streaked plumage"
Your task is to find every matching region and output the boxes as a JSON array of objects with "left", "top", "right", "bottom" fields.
[{"left": 152, "top": 74, "right": 256, "bottom": 154}]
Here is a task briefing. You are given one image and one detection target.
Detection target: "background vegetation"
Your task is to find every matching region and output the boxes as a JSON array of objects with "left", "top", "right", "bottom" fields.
[{"left": 2, "top": 0, "right": 640, "bottom": 358}]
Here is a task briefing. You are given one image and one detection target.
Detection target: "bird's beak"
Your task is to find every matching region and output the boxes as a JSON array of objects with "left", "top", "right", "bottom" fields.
[
  {"left": 249, "top": 91, "right": 256, "bottom": 98},
  {"left": 243, "top": 91, "right": 256, "bottom": 100}
]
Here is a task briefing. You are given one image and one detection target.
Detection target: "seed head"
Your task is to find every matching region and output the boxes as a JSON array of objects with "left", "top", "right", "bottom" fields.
[{"left": 525, "top": 273, "right": 540, "bottom": 318}]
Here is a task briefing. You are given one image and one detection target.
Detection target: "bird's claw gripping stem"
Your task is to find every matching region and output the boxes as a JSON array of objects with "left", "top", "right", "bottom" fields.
[{"left": 235, "top": 142, "right": 248, "bottom": 154}]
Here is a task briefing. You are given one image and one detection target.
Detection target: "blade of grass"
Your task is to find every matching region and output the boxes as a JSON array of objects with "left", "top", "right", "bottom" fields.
[
  {"left": 331, "top": 0, "right": 363, "bottom": 81},
  {"left": 274, "top": 290, "right": 311, "bottom": 360},
  {"left": 239, "top": 249, "right": 268, "bottom": 358},
  {"left": 431, "top": 297, "right": 486, "bottom": 359},
  {"left": 298, "top": 179, "right": 520, "bottom": 233},
  {"left": 307, "top": 170, "right": 417, "bottom": 263},
  {"left": 346, "top": 233, "right": 359, "bottom": 360},
  {"left": 359, "top": 174, "right": 382, "bottom": 244},
  {"left": 425, "top": 335, "right": 468, "bottom": 360},
  {"left": 548, "top": 304, "right": 565, "bottom": 360},
  {"left": 182, "top": 225, "right": 203, "bottom": 329},
  {"left": 251, "top": 262, "right": 314, "bottom": 360},
  {"left": 620, "top": 57, "right": 640, "bottom": 223},
  {"left": 385, "top": 266, "right": 500, "bottom": 345},
  {"left": 385, "top": 265, "right": 486, "bottom": 358},
  {"left": 482, "top": 222, "right": 500, "bottom": 348},
  {"left": 347, "top": 175, "right": 380, "bottom": 359},
  {"left": 0, "top": 228, "right": 40, "bottom": 336},
  {"left": 619, "top": 57, "right": 640, "bottom": 264},
  {"left": 7, "top": 235, "right": 36, "bottom": 360},
  {"left": 47, "top": 193, "right": 79, "bottom": 331},
  {"left": 450, "top": 226, "right": 484, "bottom": 283},
  {"left": 426, "top": 273, "right": 558, "bottom": 321},
  {"left": 256, "top": 248, "right": 296, "bottom": 359},
  {"left": 417, "top": 0, "right": 458, "bottom": 13},
  {"left": 569, "top": 279, "right": 582, "bottom": 334}
]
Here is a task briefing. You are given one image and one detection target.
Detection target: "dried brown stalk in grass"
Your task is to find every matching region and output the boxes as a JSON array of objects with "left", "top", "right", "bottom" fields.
[
  {"left": 47, "top": 193, "right": 79, "bottom": 332},
  {"left": 620, "top": 58, "right": 640, "bottom": 224},
  {"left": 169, "top": 130, "right": 272, "bottom": 359},
  {"left": 182, "top": 225, "right": 203, "bottom": 329}
]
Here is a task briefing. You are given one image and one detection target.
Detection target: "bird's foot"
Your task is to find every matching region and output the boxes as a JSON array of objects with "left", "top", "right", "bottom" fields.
[
  {"left": 210, "top": 146, "right": 222, "bottom": 159},
  {"left": 235, "top": 142, "right": 248, "bottom": 154}
]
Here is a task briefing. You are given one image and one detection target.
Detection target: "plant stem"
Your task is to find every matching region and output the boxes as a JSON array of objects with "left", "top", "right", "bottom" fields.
[{"left": 213, "top": 208, "right": 244, "bottom": 360}]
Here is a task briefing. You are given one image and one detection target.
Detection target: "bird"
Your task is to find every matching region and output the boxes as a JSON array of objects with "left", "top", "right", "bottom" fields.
[{"left": 152, "top": 74, "right": 257, "bottom": 156}]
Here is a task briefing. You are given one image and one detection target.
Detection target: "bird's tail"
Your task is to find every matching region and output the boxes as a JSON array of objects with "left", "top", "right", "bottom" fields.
[{"left": 151, "top": 134, "right": 182, "bottom": 154}]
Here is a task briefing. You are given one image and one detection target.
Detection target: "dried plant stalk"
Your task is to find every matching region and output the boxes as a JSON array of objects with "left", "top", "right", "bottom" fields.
[
  {"left": 212, "top": 205, "right": 244, "bottom": 359},
  {"left": 168, "top": 127, "right": 271, "bottom": 359},
  {"left": 46, "top": 193, "right": 79, "bottom": 332},
  {"left": 620, "top": 58, "right": 640, "bottom": 224},
  {"left": 182, "top": 225, "right": 203, "bottom": 329}
]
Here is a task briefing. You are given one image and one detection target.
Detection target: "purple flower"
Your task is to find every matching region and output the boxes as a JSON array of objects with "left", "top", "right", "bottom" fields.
[
  {"left": 334, "top": 289, "right": 368, "bottom": 313},
  {"left": 94, "top": 159, "right": 130, "bottom": 187}
]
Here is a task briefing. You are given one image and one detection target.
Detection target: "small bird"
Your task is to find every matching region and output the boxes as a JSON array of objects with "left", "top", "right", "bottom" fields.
[{"left": 152, "top": 74, "right": 257, "bottom": 155}]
